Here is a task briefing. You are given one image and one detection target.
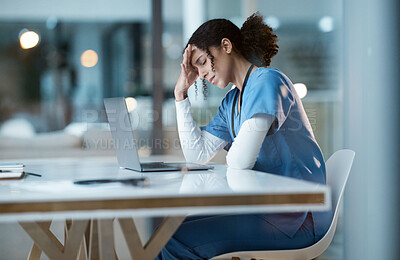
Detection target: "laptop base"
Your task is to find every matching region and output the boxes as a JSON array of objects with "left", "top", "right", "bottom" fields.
[{"left": 129, "top": 162, "right": 214, "bottom": 172}]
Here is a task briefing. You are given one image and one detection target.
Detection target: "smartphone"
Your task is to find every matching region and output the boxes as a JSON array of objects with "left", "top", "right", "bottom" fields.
[{"left": 0, "top": 163, "right": 24, "bottom": 169}]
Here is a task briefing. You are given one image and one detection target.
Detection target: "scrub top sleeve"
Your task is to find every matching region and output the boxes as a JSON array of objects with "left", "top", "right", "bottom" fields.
[
  {"left": 200, "top": 96, "right": 233, "bottom": 151},
  {"left": 243, "top": 70, "right": 295, "bottom": 134}
]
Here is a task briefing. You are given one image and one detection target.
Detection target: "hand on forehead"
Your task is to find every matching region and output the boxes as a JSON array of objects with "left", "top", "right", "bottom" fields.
[{"left": 188, "top": 45, "right": 205, "bottom": 67}]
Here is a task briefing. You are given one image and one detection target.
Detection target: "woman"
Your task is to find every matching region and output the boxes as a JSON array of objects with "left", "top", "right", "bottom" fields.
[{"left": 157, "top": 13, "right": 331, "bottom": 259}]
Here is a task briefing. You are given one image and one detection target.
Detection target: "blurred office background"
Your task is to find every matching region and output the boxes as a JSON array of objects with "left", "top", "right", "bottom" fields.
[{"left": 0, "top": 0, "right": 398, "bottom": 259}]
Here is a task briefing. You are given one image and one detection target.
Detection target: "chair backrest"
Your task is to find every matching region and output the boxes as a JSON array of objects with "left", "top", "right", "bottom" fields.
[
  {"left": 299, "top": 149, "right": 355, "bottom": 259},
  {"left": 326, "top": 149, "right": 355, "bottom": 213},
  {"left": 210, "top": 149, "right": 356, "bottom": 260}
]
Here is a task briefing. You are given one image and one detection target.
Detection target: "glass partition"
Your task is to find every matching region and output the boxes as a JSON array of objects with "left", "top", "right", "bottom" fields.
[
  {"left": 0, "top": 0, "right": 343, "bottom": 163},
  {"left": 0, "top": 1, "right": 345, "bottom": 258}
]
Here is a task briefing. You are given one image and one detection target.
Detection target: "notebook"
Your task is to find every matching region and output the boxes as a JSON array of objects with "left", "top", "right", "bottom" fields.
[
  {"left": 0, "top": 163, "right": 25, "bottom": 180},
  {"left": 104, "top": 97, "right": 214, "bottom": 172}
]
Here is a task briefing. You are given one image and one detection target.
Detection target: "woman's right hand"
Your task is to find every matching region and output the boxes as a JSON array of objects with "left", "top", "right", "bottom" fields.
[{"left": 174, "top": 44, "right": 199, "bottom": 101}]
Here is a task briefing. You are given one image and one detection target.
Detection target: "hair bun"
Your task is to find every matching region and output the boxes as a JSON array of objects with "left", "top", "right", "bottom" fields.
[
  {"left": 240, "top": 12, "right": 264, "bottom": 32},
  {"left": 240, "top": 12, "right": 279, "bottom": 67}
]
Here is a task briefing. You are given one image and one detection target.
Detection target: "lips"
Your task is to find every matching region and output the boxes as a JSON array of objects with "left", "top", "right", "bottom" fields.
[{"left": 209, "top": 76, "right": 215, "bottom": 85}]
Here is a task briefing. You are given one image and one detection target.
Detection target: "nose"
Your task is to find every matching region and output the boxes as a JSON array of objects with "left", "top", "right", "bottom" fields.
[{"left": 199, "top": 68, "right": 208, "bottom": 80}]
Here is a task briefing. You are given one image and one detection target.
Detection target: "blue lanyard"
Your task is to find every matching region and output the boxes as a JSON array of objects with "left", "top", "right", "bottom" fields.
[{"left": 231, "top": 64, "right": 254, "bottom": 138}]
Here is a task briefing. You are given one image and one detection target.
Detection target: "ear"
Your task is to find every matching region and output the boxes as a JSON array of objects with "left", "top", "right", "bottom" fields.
[{"left": 221, "top": 38, "right": 233, "bottom": 54}]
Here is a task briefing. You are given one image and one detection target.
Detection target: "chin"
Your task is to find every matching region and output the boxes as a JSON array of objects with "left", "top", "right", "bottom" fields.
[
  {"left": 215, "top": 84, "right": 226, "bottom": 89},
  {"left": 215, "top": 81, "right": 229, "bottom": 89}
]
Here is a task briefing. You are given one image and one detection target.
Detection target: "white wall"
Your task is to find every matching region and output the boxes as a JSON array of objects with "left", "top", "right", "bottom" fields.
[{"left": 343, "top": 0, "right": 400, "bottom": 258}]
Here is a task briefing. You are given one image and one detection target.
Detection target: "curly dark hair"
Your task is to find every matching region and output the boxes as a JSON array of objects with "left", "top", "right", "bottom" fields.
[
  {"left": 194, "top": 78, "right": 208, "bottom": 100},
  {"left": 186, "top": 12, "right": 279, "bottom": 68}
]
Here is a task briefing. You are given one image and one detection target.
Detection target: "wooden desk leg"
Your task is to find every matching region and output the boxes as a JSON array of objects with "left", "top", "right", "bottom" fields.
[
  {"left": 117, "top": 218, "right": 145, "bottom": 259},
  {"left": 27, "top": 221, "right": 52, "bottom": 260},
  {"left": 87, "top": 219, "right": 99, "bottom": 260},
  {"left": 98, "top": 219, "right": 117, "bottom": 260},
  {"left": 63, "top": 220, "right": 90, "bottom": 260},
  {"left": 64, "top": 220, "right": 72, "bottom": 242},
  {"left": 77, "top": 237, "right": 88, "bottom": 260},
  {"left": 118, "top": 216, "right": 186, "bottom": 260},
  {"left": 65, "top": 220, "right": 88, "bottom": 260},
  {"left": 27, "top": 244, "right": 43, "bottom": 260},
  {"left": 20, "top": 220, "right": 89, "bottom": 260}
]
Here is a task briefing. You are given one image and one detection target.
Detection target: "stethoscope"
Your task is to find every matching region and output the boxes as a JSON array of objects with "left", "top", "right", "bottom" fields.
[{"left": 231, "top": 64, "right": 255, "bottom": 138}]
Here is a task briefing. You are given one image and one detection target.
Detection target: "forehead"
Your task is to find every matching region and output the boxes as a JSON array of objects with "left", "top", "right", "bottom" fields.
[{"left": 190, "top": 47, "right": 207, "bottom": 65}]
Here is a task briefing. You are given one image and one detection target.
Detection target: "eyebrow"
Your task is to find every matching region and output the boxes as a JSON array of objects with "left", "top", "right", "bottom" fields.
[{"left": 194, "top": 54, "right": 203, "bottom": 65}]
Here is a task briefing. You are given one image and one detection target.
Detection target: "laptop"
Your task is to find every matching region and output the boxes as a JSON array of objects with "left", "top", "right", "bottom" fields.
[{"left": 104, "top": 97, "right": 214, "bottom": 172}]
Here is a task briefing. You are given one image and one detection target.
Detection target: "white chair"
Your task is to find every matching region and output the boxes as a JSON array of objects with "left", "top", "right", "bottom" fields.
[{"left": 211, "top": 149, "right": 355, "bottom": 260}]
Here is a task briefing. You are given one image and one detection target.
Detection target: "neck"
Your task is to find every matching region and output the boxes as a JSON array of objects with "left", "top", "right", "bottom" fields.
[{"left": 232, "top": 57, "right": 255, "bottom": 92}]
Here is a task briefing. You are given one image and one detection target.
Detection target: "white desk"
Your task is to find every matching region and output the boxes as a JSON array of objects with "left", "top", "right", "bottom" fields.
[{"left": 0, "top": 157, "right": 330, "bottom": 260}]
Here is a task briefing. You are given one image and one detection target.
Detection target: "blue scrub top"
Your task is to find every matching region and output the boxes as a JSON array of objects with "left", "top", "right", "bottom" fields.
[{"left": 201, "top": 68, "right": 331, "bottom": 238}]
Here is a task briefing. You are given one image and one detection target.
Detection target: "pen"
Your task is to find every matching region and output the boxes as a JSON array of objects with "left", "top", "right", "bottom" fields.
[
  {"left": 24, "top": 172, "right": 42, "bottom": 177},
  {"left": 74, "top": 177, "right": 148, "bottom": 186}
]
